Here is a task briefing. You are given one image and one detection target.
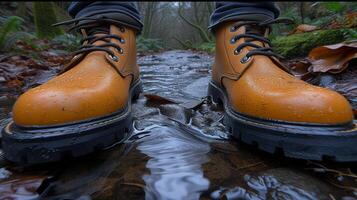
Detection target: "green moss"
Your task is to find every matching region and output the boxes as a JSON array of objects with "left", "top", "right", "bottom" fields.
[
  {"left": 33, "top": 2, "right": 64, "bottom": 39},
  {"left": 137, "top": 36, "right": 164, "bottom": 53},
  {"left": 196, "top": 42, "right": 215, "bottom": 53},
  {"left": 271, "top": 29, "right": 353, "bottom": 59}
]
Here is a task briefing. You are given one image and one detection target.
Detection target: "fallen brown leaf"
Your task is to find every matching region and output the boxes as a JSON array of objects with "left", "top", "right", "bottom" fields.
[
  {"left": 289, "top": 24, "right": 318, "bottom": 35},
  {"left": 286, "top": 59, "right": 312, "bottom": 78},
  {"left": 0, "top": 175, "right": 49, "bottom": 199},
  {"left": 282, "top": 58, "right": 321, "bottom": 84},
  {"left": 345, "top": 12, "right": 357, "bottom": 28},
  {"left": 308, "top": 42, "right": 357, "bottom": 73},
  {"left": 144, "top": 93, "right": 178, "bottom": 104}
]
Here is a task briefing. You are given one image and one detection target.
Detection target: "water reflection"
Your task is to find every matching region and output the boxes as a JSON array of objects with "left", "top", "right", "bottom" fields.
[{"left": 135, "top": 124, "right": 210, "bottom": 200}]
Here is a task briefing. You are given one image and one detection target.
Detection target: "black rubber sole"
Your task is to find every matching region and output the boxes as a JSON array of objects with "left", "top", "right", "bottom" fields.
[
  {"left": 208, "top": 81, "right": 357, "bottom": 162},
  {"left": 1, "top": 79, "right": 143, "bottom": 165}
]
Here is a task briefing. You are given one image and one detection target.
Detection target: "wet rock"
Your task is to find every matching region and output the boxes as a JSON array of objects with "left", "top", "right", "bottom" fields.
[
  {"left": 183, "top": 77, "right": 209, "bottom": 99},
  {"left": 209, "top": 168, "right": 332, "bottom": 200},
  {"left": 319, "top": 74, "right": 336, "bottom": 87},
  {"left": 245, "top": 168, "right": 332, "bottom": 199},
  {"left": 324, "top": 66, "right": 357, "bottom": 114},
  {"left": 0, "top": 168, "right": 11, "bottom": 180},
  {"left": 188, "top": 55, "right": 200, "bottom": 59},
  {"left": 158, "top": 104, "right": 193, "bottom": 124}
]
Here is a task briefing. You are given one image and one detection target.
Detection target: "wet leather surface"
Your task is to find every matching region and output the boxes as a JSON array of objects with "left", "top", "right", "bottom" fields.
[{"left": 212, "top": 22, "right": 353, "bottom": 124}]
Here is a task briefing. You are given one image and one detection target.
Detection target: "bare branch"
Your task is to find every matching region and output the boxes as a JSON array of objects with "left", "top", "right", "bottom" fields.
[{"left": 178, "top": 2, "right": 212, "bottom": 42}]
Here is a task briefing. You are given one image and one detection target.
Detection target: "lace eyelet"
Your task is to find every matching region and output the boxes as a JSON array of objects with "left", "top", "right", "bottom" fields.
[
  {"left": 72, "top": 55, "right": 79, "bottom": 60},
  {"left": 230, "top": 37, "right": 236, "bottom": 44},
  {"left": 109, "top": 54, "right": 119, "bottom": 62},
  {"left": 119, "top": 27, "right": 125, "bottom": 33},
  {"left": 234, "top": 49, "right": 242, "bottom": 55},
  {"left": 120, "top": 38, "right": 125, "bottom": 44},
  {"left": 115, "top": 48, "right": 123, "bottom": 54},
  {"left": 240, "top": 55, "right": 251, "bottom": 64},
  {"left": 230, "top": 26, "right": 237, "bottom": 32}
]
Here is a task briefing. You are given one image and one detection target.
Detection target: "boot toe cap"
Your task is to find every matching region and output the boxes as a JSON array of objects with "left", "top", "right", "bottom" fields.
[
  {"left": 12, "top": 86, "right": 127, "bottom": 126},
  {"left": 231, "top": 86, "right": 354, "bottom": 125},
  {"left": 282, "top": 88, "right": 354, "bottom": 124}
]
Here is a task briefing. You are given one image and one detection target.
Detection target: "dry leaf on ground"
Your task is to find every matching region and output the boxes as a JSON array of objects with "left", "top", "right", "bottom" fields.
[
  {"left": 288, "top": 24, "right": 318, "bottom": 35},
  {"left": 344, "top": 12, "right": 357, "bottom": 28},
  {"left": 308, "top": 42, "right": 357, "bottom": 73},
  {"left": 285, "top": 59, "right": 312, "bottom": 79}
]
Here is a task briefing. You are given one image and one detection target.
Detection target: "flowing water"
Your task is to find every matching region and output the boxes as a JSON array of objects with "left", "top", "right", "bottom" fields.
[{"left": 0, "top": 50, "right": 356, "bottom": 200}]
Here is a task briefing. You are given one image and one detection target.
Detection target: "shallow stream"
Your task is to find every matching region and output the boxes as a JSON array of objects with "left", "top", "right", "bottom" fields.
[{"left": 0, "top": 50, "right": 356, "bottom": 200}]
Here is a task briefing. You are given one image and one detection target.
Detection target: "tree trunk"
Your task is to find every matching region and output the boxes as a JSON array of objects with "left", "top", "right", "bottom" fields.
[
  {"left": 33, "top": 2, "right": 64, "bottom": 39},
  {"left": 178, "top": 3, "right": 212, "bottom": 43},
  {"left": 16, "top": 2, "right": 28, "bottom": 19},
  {"left": 300, "top": 2, "right": 305, "bottom": 24},
  {"left": 142, "top": 2, "right": 158, "bottom": 38}
]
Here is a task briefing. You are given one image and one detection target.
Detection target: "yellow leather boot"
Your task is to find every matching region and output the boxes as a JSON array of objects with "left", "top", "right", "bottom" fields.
[
  {"left": 208, "top": 19, "right": 357, "bottom": 162},
  {"left": 2, "top": 18, "right": 142, "bottom": 164}
]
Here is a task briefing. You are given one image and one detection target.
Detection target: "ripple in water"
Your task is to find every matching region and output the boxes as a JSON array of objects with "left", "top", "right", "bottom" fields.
[{"left": 134, "top": 124, "right": 210, "bottom": 200}]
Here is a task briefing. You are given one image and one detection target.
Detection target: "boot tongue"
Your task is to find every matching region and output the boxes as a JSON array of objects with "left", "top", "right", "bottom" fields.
[
  {"left": 244, "top": 24, "right": 269, "bottom": 45},
  {"left": 79, "top": 24, "right": 110, "bottom": 45},
  {"left": 82, "top": 25, "right": 111, "bottom": 46},
  {"left": 86, "top": 26, "right": 110, "bottom": 36},
  {"left": 246, "top": 25, "right": 266, "bottom": 35}
]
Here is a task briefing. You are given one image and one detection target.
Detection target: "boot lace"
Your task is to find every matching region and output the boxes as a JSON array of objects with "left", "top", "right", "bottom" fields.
[
  {"left": 229, "top": 18, "right": 294, "bottom": 63},
  {"left": 53, "top": 17, "right": 126, "bottom": 62}
]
